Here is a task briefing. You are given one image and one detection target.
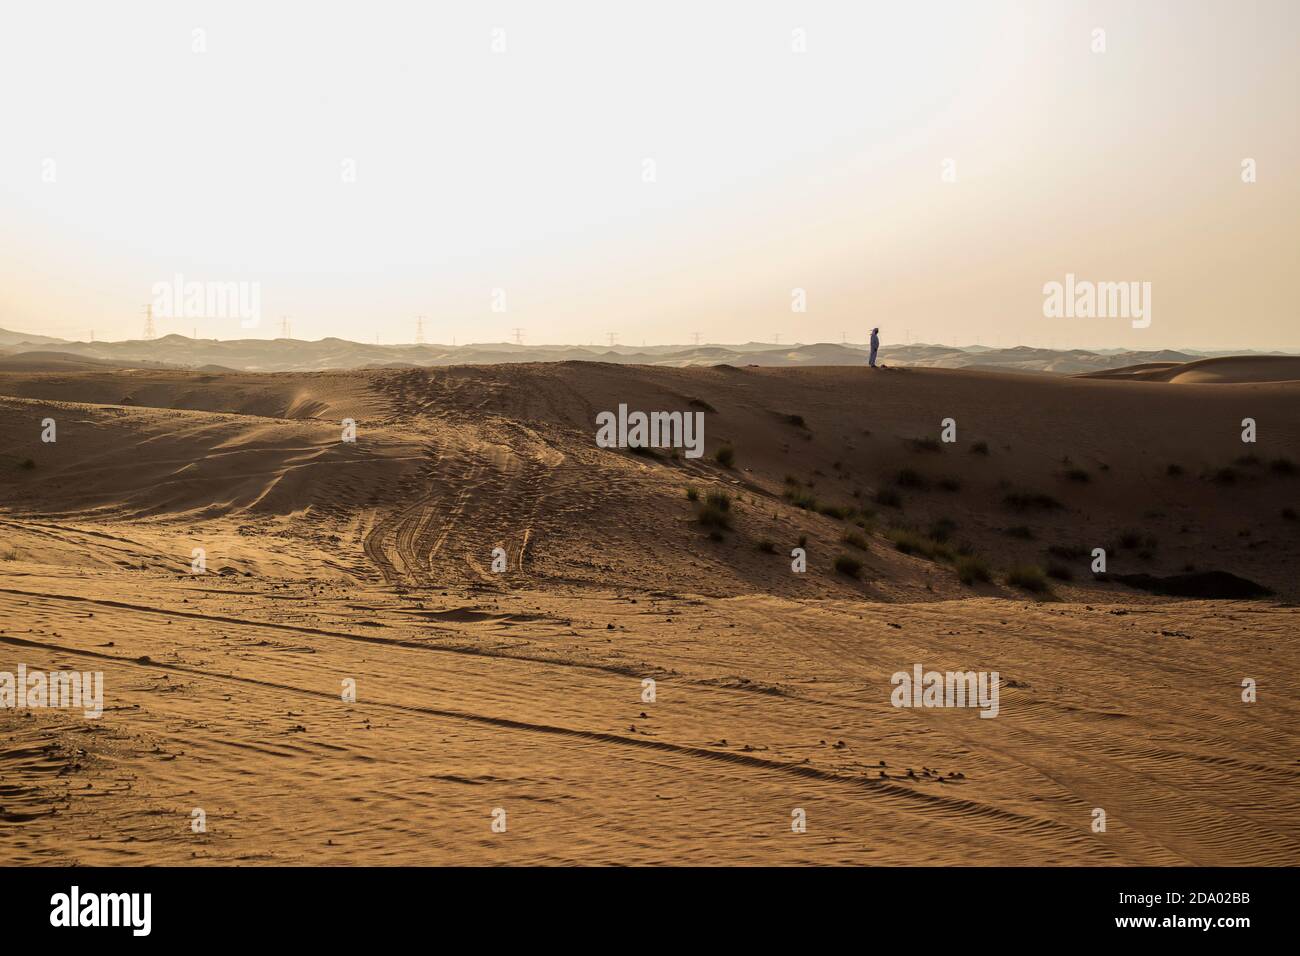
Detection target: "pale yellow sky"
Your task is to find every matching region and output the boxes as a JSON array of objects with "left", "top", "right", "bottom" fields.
[{"left": 1, "top": 0, "right": 1296, "bottom": 349}]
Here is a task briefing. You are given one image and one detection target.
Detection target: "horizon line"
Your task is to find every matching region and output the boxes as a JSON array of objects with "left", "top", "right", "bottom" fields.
[{"left": 5, "top": 330, "right": 1300, "bottom": 356}]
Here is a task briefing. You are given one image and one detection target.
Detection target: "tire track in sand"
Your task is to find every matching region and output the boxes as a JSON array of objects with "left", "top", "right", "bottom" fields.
[{"left": 0, "top": 628, "right": 1111, "bottom": 853}]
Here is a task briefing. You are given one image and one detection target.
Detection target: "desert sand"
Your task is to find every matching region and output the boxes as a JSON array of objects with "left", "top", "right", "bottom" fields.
[
  {"left": 1, "top": 359, "right": 1297, "bottom": 865},
  {"left": 1081, "top": 354, "right": 1300, "bottom": 385}
]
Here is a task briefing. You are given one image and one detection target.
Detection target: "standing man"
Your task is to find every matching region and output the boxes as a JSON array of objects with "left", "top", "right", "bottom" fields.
[{"left": 868, "top": 327, "right": 880, "bottom": 368}]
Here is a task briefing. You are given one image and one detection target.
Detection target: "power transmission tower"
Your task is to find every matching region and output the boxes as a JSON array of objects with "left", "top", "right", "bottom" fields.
[
  {"left": 415, "top": 316, "right": 425, "bottom": 344},
  {"left": 511, "top": 327, "right": 524, "bottom": 345},
  {"left": 692, "top": 332, "right": 701, "bottom": 347},
  {"left": 773, "top": 332, "right": 781, "bottom": 345},
  {"left": 606, "top": 332, "right": 617, "bottom": 347},
  {"left": 141, "top": 304, "right": 156, "bottom": 340},
  {"left": 280, "top": 315, "right": 292, "bottom": 339}
]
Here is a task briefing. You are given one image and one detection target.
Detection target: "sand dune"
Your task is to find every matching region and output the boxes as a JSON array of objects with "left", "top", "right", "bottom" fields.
[
  {"left": 1, "top": 363, "right": 1296, "bottom": 864},
  {"left": 1081, "top": 354, "right": 1300, "bottom": 384},
  {"left": 4, "top": 327, "right": 1291, "bottom": 376},
  {"left": 0, "top": 351, "right": 136, "bottom": 373}
]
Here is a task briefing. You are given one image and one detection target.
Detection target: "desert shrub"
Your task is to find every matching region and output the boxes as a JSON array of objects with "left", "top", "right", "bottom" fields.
[
  {"left": 818, "top": 503, "right": 852, "bottom": 520},
  {"left": 1006, "top": 565, "right": 1050, "bottom": 593},
  {"left": 696, "top": 491, "right": 733, "bottom": 530},
  {"left": 970, "top": 441, "right": 990, "bottom": 456},
  {"left": 1166, "top": 463, "right": 1184, "bottom": 477},
  {"left": 698, "top": 505, "right": 730, "bottom": 529},
  {"left": 1004, "top": 525, "right": 1035, "bottom": 540},
  {"left": 1211, "top": 467, "right": 1238, "bottom": 485},
  {"left": 787, "top": 491, "right": 819, "bottom": 511},
  {"left": 688, "top": 397, "right": 716, "bottom": 412},
  {"left": 1234, "top": 454, "right": 1262, "bottom": 467},
  {"left": 895, "top": 468, "right": 928, "bottom": 489},
  {"left": 20, "top": 458, "right": 35, "bottom": 470},
  {"left": 756, "top": 539, "right": 776, "bottom": 553},
  {"left": 887, "top": 529, "right": 952, "bottom": 561},
  {"left": 834, "top": 554, "right": 863, "bottom": 578},
  {"left": 698, "top": 504, "right": 731, "bottom": 530},
  {"left": 1003, "top": 491, "right": 1062, "bottom": 511},
  {"left": 1281, "top": 507, "right": 1298, "bottom": 521},
  {"left": 955, "top": 555, "right": 991, "bottom": 585},
  {"left": 1270, "top": 457, "right": 1297, "bottom": 476},
  {"left": 685, "top": 486, "right": 699, "bottom": 501},
  {"left": 910, "top": 437, "right": 942, "bottom": 453},
  {"left": 842, "top": 530, "right": 869, "bottom": 550},
  {"left": 629, "top": 444, "right": 659, "bottom": 458},
  {"left": 937, "top": 476, "right": 961, "bottom": 492},
  {"left": 928, "top": 517, "right": 958, "bottom": 542},
  {"left": 874, "top": 488, "right": 902, "bottom": 509},
  {"left": 715, "top": 445, "right": 735, "bottom": 468},
  {"left": 1046, "top": 562, "right": 1074, "bottom": 581},
  {"left": 1064, "top": 468, "right": 1090, "bottom": 483},
  {"left": 784, "top": 413, "right": 806, "bottom": 428}
]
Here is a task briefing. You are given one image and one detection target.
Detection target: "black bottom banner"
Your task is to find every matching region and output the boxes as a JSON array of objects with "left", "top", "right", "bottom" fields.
[{"left": 0, "top": 866, "right": 1282, "bottom": 942}]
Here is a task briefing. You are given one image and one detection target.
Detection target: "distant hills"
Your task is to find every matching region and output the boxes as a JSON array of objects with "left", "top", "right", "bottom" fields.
[
  {"left": 0, "top": 328, "right": 65, "bottom": 347},
  {"left": 0, "top": 328, "right": 1293, "bottom": 375}
]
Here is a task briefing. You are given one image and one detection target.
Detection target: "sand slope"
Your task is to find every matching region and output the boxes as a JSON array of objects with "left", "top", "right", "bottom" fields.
[
  {"left": 1, "top": 363, "right": 1296, "bottom": 865},
  {"left": 1080, "top": 354, "right": 1300, "bottom": 384}
]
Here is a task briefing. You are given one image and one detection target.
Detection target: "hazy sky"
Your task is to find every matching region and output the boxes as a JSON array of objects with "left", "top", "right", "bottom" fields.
[{"left": 1, "top": 0, "right": 1296, "bottom": 349}]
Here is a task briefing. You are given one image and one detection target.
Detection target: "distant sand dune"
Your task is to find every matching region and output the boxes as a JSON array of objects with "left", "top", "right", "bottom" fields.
[
  {"left": 1080, "top": 354, "right": 1300, "bottom": 384},
  {"left": 0, "top": 351, "right": 130, "bottom": 372}
]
